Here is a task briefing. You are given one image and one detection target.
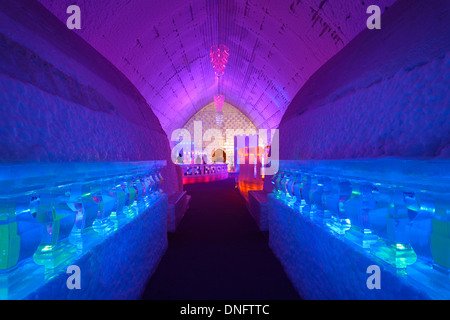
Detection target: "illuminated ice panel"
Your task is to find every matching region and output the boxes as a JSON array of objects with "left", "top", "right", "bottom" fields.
[
  {"left": 0, "top": 161, "right": 166, "bottom": 299},
  {"left": 271, "top": 159, "right": 450, "bottom": 276}
]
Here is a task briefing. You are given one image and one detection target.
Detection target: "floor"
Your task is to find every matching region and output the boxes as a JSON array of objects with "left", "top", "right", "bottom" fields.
[{"left": 141, "top": 176, "right": 301, "bottom": 300}]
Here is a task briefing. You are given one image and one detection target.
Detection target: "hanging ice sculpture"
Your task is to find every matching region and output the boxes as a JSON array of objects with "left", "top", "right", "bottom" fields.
[
  {"left": 214, "top": 94, "right": 225, "bottom": 112},
  {"left": 213, "top": 95, "right": 225, "bottom": 126},
  {"left": 210, "top": 44, "right": 229, "bottom": 77},
  {"left": 215, "top": 112, "right": 224, "bottom": 126}
]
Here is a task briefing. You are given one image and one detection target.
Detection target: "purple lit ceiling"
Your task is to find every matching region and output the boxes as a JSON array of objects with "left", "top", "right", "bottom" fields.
[{"left": 37, "top": 0, "right": 395, "bottom": 134}]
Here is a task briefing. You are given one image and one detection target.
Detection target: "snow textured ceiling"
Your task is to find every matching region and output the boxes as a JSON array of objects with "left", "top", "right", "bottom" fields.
[{"left": 36, "top": 0, "right": 395, "bottom": 135}]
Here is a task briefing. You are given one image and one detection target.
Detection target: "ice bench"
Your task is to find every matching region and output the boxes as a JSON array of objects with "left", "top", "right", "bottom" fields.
[{"left": 167, "top": 191, "right": 190, "bottom": 232}]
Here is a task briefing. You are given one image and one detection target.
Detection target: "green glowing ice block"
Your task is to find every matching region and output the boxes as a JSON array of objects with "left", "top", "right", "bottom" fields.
[
  {"left": 117, "top": 179, "right": 135, "bottom": 219},
  {"left": 284, "top": 171, "right": 297, "bottom": 207},
  {"left": 0, "top": 210, "right": 20, "bottom": 271},
  {"left": 371, "top": 190, "right": 417, "bottom": 273},
  {"left": 430, "top": 219, "right": 450, "bottom": 273},
  {"left": 34, "top": 189, "right": 76, "bottom": 261},
  {"left": 430, "top": 193, "right": 450, "bottom": 275}
]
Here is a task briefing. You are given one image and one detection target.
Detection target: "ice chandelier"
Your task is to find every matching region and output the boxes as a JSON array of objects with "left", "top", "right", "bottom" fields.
[
  {"left": 210, "top": 44, "right": 228, "bottom": 126},
  {"left": 214, "top": 94, "right": 225, "bottom": 126},
  {"left": 210, "top": 44, "right": 229, "bottom": 77},
  {"left": 214, "top": 94, "right": 225, "bottom": 112},
  {"left": 215, "top": 112, "right": 223, "bottom": 126}
]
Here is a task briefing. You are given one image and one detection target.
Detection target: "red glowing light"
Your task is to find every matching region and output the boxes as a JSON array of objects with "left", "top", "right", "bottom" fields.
[
  {"left": 210, "top": 44, "right": 230, "bottom": 77},
  {"left": 183, "top": 172, "right": 228, "bottom": 184}
]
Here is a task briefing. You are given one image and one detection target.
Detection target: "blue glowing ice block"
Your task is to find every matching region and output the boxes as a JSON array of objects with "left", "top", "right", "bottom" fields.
[
  {"left": 325, "top": 178, "right": 353, "bottom": 235},
  {"left": 344, "top": 182, "right": 379, "bottom": 248},
  {"left": 310, "top": 174, "right": 328, "bottom": 223},
  {"left": 132, "top": 176, "right": 146, "bottom": 212},
  {"left": 292, "top": 170, "right": 307, "bottom": 213},
  {"left": 271, "top": 170, "right": 285, "bottom": 199},
  {"left": 302, "top": 173, "right": 322, "bottom": 220},
  {"left": 90, "top": 179, "right": 116, "bottom": 234},
  {"left": 66, "top": 183, "right": 98, "bottom": 233},
  {"left": 109, "top": 179, "right": 127, "bottom": 223},
  {"left": 143, "top": 174, "right": 154, "bottom": 207},
  {"left": 284, "top": 170, "right": 297, "bottom": 207},
  {"left": 369, "top": 188, "right": 418, "bottom": 273},
  {"left": 122, "top": 178, "right": 138, "bottom": 218},
  {"left": 279, "top": 171, "right": 289, "bottom": 202}
]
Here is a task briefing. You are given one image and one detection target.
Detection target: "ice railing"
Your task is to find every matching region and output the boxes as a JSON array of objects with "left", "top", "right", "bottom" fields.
[
  {"left": 0, "top": 161, "right": 166, "bottom": 277},
  {"left": 181, "top": 163, "right": 228, "bottom": 177},
  {"left": 271, "top": 159, "right": 450, "bottom": 278}
]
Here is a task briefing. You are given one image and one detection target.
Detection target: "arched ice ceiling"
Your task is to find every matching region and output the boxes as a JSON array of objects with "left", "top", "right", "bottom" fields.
[{"left": 37, "top": 0, "right": 395, "bottom": 135}]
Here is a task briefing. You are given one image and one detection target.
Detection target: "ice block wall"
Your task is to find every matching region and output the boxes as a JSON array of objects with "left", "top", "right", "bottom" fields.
[
  {"left": 270, "top": 0, "right": 450, "bottom": 299},
  {"left": 279, "top": 0, "right": 450, "bottom": 160},
  {"left": 0, "top": 0, "right": 180, "bottom": 194}
]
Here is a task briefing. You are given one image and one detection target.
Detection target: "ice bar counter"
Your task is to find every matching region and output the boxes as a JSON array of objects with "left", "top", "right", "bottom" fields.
[
  {"left": 0, "top": 161, "right": 168, "bottom": 299},
  {"left": 181, "top": 163, "right": 228, "bottom": 184},
  {"left": 268, "top": 159, "right": 450, "bottom": 299}
]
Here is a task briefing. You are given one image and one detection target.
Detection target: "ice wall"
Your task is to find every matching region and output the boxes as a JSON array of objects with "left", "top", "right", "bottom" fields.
[
  {"left": 0, "top": 0, "right": 180, "bottom": 193},
  {"left": 279, "top": 0, "right": 450, "bottom": 160}
]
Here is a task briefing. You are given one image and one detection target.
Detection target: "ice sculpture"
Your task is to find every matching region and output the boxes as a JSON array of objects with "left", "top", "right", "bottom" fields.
[
  {"left": 345, "top": 183, "right": 379, "bottom": 248},
  {"left": 214, "top": 94, "right": 225, "bottom": 112},
  {"left": 0, "top": 161, "right": 166, "bottom": 277},
  {"left": 271, "top": 159, "right": 450, "bottom": 277},
  {"left": 325, "top": 179, "right": 353, "bottom": 235},
  {"left": 210, "top": 45, "right": 229, "bottom": 77}
]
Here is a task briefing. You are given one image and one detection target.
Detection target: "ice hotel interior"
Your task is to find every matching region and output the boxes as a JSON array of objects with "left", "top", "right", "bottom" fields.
[{"left": 0, "top": 0, "right": 449, "bottom": 301}]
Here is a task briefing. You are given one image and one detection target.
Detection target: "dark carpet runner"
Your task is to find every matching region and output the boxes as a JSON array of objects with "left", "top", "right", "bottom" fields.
[{"left": 141, "top": 176, "right": 301, "bottom": 300}]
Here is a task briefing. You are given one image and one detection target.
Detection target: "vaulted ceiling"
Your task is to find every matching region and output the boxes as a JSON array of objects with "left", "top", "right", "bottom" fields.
[{"left": 37, "top": 0, "right": 395, "bottom": 135}]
